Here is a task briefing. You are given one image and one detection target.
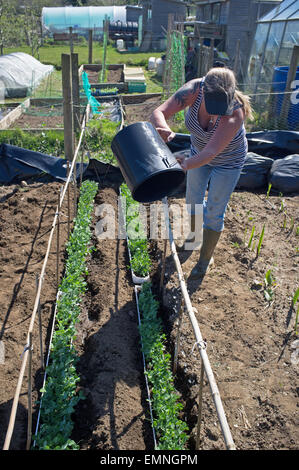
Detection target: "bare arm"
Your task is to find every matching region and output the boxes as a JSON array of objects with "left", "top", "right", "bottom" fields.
[
  {"left": 179, "top": 108, "right": 245, "bottom": 170},
  {"left": 150, "top": 79, "right": 202, "bottom": 142}
]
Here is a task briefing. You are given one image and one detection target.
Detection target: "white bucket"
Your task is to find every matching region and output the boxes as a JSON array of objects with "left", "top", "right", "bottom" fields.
[
  {"left": 156, "top": 58, "right": 165, "bottom": 77},
  {"left": 116, "top": 39, "right": 124, "bottom": 50},
  {"left": 148, "top": 57, "right": 156, "bottom": 70}
]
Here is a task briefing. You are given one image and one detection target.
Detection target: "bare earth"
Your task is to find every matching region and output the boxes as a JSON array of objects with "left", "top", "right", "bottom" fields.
[{"left": 0, "top": 93, "right": 298, "bottom": 451}]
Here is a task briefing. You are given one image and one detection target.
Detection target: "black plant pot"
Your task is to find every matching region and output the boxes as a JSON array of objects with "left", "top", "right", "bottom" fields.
[{"left": 111, "top": 121, "right": 185, "bottom": 202}]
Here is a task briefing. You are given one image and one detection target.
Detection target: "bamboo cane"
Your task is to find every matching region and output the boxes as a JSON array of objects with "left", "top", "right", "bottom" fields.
[
  {"left": 159, "top": 239, "right": 167, "bottom": 292},
  {"left": 173, "top": 298, "right": 184, "bottom": 375},
  {"left": 36, "top": 274, "right": 44, "bottom": 370},
  {"left": 196, "top": 358, "right": 205, "bottom": 449},
  {"left": 3, "top": 105, "right": 90, "bottom": 450},
  {"left": 162, "top": 197, "right": 236, "bottom": 450},
  {"left": 26, "top": 332, "right": 33, "bottom": 450}
]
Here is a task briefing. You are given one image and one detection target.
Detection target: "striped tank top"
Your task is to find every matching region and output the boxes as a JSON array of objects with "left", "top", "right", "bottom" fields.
[{"left": 185, "top": 80, "right": 248, "bottom": 169}]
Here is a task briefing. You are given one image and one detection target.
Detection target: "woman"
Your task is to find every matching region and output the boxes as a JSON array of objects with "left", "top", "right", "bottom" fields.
[{"left": 150, "top": 67, "right": 253, "bottom": 280}]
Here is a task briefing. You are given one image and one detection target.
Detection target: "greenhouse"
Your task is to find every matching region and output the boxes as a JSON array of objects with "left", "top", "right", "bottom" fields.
[
  {"left": 247, "top": 0, "right": 299, "bottom": 129},
  {"left": 248, "top": 0, "right": 299, "bottom": 84}
]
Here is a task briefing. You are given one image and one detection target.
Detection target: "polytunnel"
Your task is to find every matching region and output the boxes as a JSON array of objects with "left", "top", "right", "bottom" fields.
[
  {"left": 42, "top": 6, "right": 127, "bottom": 34},
  {"left": 0, "top": 53, "right": 53, "bottom": 98}
]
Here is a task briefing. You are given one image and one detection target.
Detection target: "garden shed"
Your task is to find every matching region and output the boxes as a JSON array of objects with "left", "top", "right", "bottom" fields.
[
  {"left": 140, "top": 0, "right": 187, "bottom": 51},
  {"left": 194, "top": 0, "right": 281, "bottom": 78}
]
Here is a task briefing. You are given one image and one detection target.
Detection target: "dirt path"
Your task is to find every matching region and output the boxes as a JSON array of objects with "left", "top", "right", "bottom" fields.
[{"left": 72, "top": 187, "right": 152, "bottom": 450}]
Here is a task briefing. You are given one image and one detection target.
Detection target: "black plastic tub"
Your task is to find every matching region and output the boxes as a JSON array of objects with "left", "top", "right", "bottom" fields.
[{"left": 111, "top": 121, "right": 185, "bottom": 202}]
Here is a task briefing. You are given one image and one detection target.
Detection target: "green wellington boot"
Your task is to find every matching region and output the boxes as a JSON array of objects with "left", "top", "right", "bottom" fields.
[
  {"left": 189, "top": 228, "right": 221, "bottom": 280},
  {"left": 176, "top": 214, "right": 202, "bottom": 252}
]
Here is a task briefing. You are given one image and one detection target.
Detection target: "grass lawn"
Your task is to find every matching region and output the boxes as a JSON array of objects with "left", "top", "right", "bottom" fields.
[
  {"left": 4, "top": 43, "right": 163, "bottom": 69},
  {"left": 4, "top": 43, "right": 164, "bottom": 99}
]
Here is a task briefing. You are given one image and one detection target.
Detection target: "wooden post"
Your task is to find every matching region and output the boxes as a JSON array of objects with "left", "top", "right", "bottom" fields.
[
  {"left": 233, "top": 39, "right": 240, "bottom": 76},
  {"left": 163, "top": 14, "right": 174, "bottom": 99},
  {"left": 88, "top": 29, "right": 93, "bottom": 64},
  {"left": 56, "top": 192, "right": 60, "bottom": 291},
  {"left": 159, "top": 239, "right": 167, "bottom": 292},
  {"left": 71, "top": 53, "right": 80, "bottom": 131},
  {"left": 280, "top": 45, "right": 299, "bottom": 128},
  {"left": 209, "top": 38, "right": 215, "bottom": 70},
  {"left": 61, "top": 54, "right": 74, "bottom": 161},
  {"left": 69, "top": 27, "right": 73, "bottom": 54},
  {"left": 173, "top": 299, "right": 184, "bottom": 375},
  {"left": 197, "top": 38, "right": 203, "bottom": 77},
  {"left": 67, "top": 160, "right": 71, "bottom": 237}
]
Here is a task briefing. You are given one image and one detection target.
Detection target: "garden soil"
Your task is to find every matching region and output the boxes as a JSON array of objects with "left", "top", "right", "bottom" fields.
[{"left": 0, "top": 94, "right": 298, "bottom": 451}]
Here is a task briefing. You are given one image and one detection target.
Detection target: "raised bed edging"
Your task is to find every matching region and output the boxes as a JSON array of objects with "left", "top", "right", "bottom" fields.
[
  {"left": 79, "top": 63, "right": 127, "bottom": 92},
  {"left": 0, "top": 99, "right": 30, "bottom": 130}
]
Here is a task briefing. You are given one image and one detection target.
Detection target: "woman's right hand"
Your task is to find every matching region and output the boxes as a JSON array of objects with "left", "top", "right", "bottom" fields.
[
  {"left": 156, "top": 127, "right": 176, "bottom": 143},
  {"left": 175, "top": 153, "right": 188, "bottom": 171}
]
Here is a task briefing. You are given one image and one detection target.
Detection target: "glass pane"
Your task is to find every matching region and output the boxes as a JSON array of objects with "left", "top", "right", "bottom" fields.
[
  {"left": 267, "top": 20, "right": 285, "bottom": 64},
  {"left": 248, "top": 23, "right": 270, "bottom": 83},
  {"left": 203, "top": 5, "right": 211, "bottom": 22},
  {"left": 212, "top": 3, "right": 220, "bottom": 24},
  {"left": 278, "top": 20, "right": 299, "bottom": 64},
  {"left": 259, "top": 0, "right": 295, "bottom": 22},
  {"left": 261, "top": 22, "right": 286, "bottom": 83},
  {"left": 274, "top": 3, "right": 299, "bottom": 20}
]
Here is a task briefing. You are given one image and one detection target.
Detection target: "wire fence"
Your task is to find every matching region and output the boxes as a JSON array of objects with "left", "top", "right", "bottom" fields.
[{"left": 241, "top": 83, "right": 299, "bottom": 132}]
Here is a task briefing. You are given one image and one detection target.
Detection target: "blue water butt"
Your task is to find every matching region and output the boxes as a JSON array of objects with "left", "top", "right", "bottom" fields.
[{"left": 272, "top": 66, "right": 299, "bottom": 129}]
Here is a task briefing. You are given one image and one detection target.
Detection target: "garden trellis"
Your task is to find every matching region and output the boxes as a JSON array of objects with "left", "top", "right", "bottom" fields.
[{"left": 163, "top": 15, "right": 186, "bottom": 102}]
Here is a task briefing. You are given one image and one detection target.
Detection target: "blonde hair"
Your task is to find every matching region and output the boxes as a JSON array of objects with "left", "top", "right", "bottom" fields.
[{"left": 205, "top": 67, "right": 253, "bottom": 121}]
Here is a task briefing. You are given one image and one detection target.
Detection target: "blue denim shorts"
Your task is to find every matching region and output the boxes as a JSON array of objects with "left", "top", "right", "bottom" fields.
[{"left": 186, "top": 164, "right": 242, "bottom": 232}]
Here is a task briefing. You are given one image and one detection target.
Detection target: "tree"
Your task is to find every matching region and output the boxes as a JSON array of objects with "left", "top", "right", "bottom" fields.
[
  {"left": 0, "top": 0, "right": 21, "bottom": 55},
  {"left": 22, "top": 0, "right": 46, "bottom": 59}
]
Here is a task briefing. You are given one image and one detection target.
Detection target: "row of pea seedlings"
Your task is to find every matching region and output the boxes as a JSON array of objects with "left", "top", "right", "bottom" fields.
[
  {"left": 121, "top": 183, "right": 188, "bottom": 449},
  {"left": 33, "top": 180, "right": 98, "bottom": 450},
  {"left": 120, "top": 183, "right": 151, "bottom": 280}
]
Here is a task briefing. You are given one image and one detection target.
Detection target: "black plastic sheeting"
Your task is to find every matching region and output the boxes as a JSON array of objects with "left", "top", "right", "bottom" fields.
[
  {"left": 269, "top": 154, "right": 299, "bottom": 193},
  {"left": 0, "top": 130, "right": 298, "bottom": 194},
  {"left": 0, "top": 143, "right": 85, "bottom": 183},
  {"left": 236, "top": 152, "right": 274, "bottom": 190},
  {"left": 0, "top": 143, "right": 124, "bottom": 186},
  {"left": 167, "top": 130, "right": 299, "bottom": 193},
  {"left": 168, "top": 130, "right": 299, "bottom": 158}
]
